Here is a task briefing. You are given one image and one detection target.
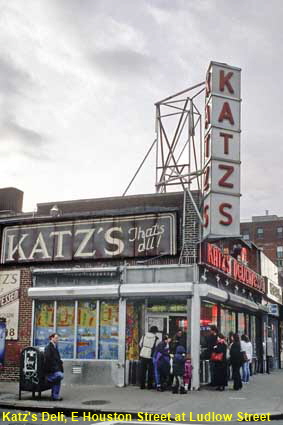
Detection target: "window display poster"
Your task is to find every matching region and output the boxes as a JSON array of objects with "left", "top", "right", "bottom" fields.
[
  {"left": 57, "top": 302, "right": 75, "bottom": 359},
  {"left": 77, "top": 301, "right": 97, "bottom": 359},
  {"left": 0, "top": 270, "right": 20, "bottom": 339},
  {"left": 0, "top": 319, "right": 6, "bottom": 367},
  {"left": 34, "top": 301, "right": 54, "bottom": 347},
  {"left": 99, "top": 302, "right": 119, "bottom": 359},
  {"left": 126, "top": 303, "right": 139, "bottom": 360}
]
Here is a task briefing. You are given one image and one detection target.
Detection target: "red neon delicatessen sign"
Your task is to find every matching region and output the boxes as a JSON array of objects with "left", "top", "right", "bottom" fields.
[{"left": 204, "top": 243, "right": 265, "bottom": 294}]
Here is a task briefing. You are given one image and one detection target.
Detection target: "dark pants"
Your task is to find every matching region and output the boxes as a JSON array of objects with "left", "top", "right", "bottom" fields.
[
  {"left": 232, "top": 365, "right": 242, "bottom": 390},
  {"left": 139, "top": 358, "right": 154, "bottom": 389},
  {"left": 210, "top": 361, "right": 216, "bottom": 385}
]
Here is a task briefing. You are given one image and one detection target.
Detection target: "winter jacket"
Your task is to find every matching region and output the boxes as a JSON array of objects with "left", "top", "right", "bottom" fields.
[
  {"left": 139, "top": 332, "right": 158, "bottom": 359},
  {"left": 44, "top": 342, "right": 64, "bottom": 374},
  {"left": 229, "top": 342, "right": 242, "bottom": 367},
  {"left": 173, "top": 345, "right": 186, "bottom": 376},
  {"left": 241, "top": 341, "right": 253, "bottom": 362},
  {"left": 183, "top": 360, "right": 192, "bottom": 385}
]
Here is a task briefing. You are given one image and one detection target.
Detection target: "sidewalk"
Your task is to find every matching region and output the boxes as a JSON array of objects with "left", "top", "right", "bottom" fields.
[{"left": 1, "top": 371, "right": 283, "bottom": 421}]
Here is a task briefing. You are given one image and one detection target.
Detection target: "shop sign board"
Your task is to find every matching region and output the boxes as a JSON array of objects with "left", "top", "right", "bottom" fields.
[
  {"left": 0, "top": 270, "right": 20, "bottom": 339},
  {"left": 203, "top": 62, "right": 241, "bottom": 238},
  {"left": 1, "top": 213, "right": 176, "bottom": 264},
  {"left": 267, "top": 279, "right": 282, "bottom": 304},
  {"left": 203, "top": 242, "right": 266, "bottom": 294},
  {"left": 267, "top": 304, "right": 279, "bottom": 317}
]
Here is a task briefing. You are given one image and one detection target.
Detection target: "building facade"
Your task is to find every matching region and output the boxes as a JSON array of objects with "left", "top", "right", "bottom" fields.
[{"left": 0, "top": 189, "right": 281, "bottom": 389}]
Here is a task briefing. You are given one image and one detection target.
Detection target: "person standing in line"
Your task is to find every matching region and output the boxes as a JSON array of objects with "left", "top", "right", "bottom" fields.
[
  {"left": 229, "top": 333, "right": 243, "bottom": 391},
  {"left": 183, "top": 353, "right": 193, "bottom": 392},
  {"left": 266, "top": 332, "right": 274, "bottom": 374},
  {"left": 153, "top": 334, "right": 171, "bottom": 391},
  {"left": 44, "top": 333, "right": 64, "bottom": 401},
  {"left": 241, "top": 335, "right": 253, "bottom": 383},
  {"left": 172, "top": 344, "right": 186, "bottom": 394},
  {"left": 211, "top": 333, "right": 227, "bottom": 391},
  {"left": 139, "top": 325, "right": 159, "bottom": 389},
  {"left": 206, "top": 325, "right": 218, "bottom": 386}
]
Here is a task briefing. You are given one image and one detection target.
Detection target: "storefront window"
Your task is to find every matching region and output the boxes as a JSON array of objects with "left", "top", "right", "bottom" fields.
[
  {"left": 99, "top": 302, "right": 119, "bottom": 360},
  {"left": 126, "top": 303, "right": 140, "bottom": 360},
  {"left": 56, "top": 301, "right": 75, "bottom": 359},
  {"left": 77, "top": 301, "right": 97, "bottom": 359},
  {"left": 250, "top": 315, "right": 256, "bottom": 355},
  {"left": 201, "top": 302, "right": 218, "bottom": 328},
  {"left": 34, "top": 301, "right": 54, "bottom": 347},
  {"left": 200, "top": 302, "right": 218, "bottom": 348},
  {"left": 237, "top": 312, "right": 245, "bottom": 336},
  {"left": 220, "top": 308, "right": 236, "bottom": 337},
  {"left": 245, "top": 314, "right": 250, "bottom": 337}
]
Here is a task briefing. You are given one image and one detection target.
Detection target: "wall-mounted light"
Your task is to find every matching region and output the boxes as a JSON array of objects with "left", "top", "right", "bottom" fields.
[{"left": 50, "top": 204, "right": 60, "bottom": 217}]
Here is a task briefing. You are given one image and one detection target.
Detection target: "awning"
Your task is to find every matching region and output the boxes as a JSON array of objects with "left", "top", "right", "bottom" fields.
[
  {"left": 28, "top": 284, "right": 119, "bottom": 299},
  {"left": 227, "top": 292, "right": 259, "bottom": 312},
  {"left": 199, "top": 284, "right": 228, "bottom": 303},
  {"left": 120, "top": 282, "right": 193, "bottom": 297}
]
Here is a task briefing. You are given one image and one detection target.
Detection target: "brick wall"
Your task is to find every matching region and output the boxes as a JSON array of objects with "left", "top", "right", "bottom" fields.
[{"left": 1, "top": 268, "right": 32, "bottom": 381}]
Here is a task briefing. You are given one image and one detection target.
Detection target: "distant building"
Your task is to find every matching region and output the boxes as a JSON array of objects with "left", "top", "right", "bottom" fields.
[{"left": 240, "top": 212, "right": 283, "bottom": 278}]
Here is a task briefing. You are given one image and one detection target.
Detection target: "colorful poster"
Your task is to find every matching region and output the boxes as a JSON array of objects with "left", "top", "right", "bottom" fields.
[
  {"left": 126, "top": 304, "right": 139, "bottom": 360},
  {"left": 57, "top": 302, "right": 75, "bottom": 359},
  {"left": 0, "top": 270, "right": 20, "bottom": 340},
  {"left": 34, "top": 301, "right": 54, "bottom": 347},
  {"left": 77, "top": 302, "right": 97, "bottom": 359},
  {"left": 99, "top": 302, "right": 119, "bottom": 359},
  {"left": 0, "top": 320, "right": 6, "bottom": 367}
]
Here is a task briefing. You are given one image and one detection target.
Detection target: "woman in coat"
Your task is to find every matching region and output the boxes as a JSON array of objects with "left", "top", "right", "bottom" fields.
[
  {"left": 211, "top": 333, "right": 227, "bottom": 391},
  {"left": 229, "top": 333, "right": 243, "bottom": 390}
]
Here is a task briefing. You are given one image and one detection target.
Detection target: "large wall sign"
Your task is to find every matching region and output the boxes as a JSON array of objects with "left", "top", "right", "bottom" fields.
[
  {"left": 0, "top": 270, "right": 20, "bottom": 339},
  {"left": 1, "top": 213, "right": 176, "bottom": 264},
  {"left": 203, "top": 243, "right": 265, "bottom": 294},
  {"left": 203, "top": 62, "right": 241, "bottom": 238},
  {"left": 267, "top": 279, "right": 282, "bottom": 304}
]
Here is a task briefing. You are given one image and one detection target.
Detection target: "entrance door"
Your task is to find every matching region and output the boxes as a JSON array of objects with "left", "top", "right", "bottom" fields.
[{"left": 146, "top": 314, "right": 187, "bottom": 341}]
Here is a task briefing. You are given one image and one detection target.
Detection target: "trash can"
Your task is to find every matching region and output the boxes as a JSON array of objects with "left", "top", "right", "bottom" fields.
[{"left": 19, "top": 346, "right": 52, "bottom": 400}]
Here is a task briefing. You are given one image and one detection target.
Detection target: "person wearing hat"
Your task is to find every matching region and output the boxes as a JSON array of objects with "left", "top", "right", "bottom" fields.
[{"left": 139, "top": 325, "right": 159, "bottom": 389}]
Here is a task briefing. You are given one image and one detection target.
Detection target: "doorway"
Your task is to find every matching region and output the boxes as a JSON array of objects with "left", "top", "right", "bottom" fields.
[{"left": 145, "top": 313, "right": 187, "bottom": 341}]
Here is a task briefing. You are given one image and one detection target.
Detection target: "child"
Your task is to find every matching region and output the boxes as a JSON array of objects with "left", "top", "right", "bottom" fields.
[
  {"left": 172, "top": 344, "right": 186, "bottom": 394},
  {"left": 183, "top": 354, "right": 193, "bottom": 391}
]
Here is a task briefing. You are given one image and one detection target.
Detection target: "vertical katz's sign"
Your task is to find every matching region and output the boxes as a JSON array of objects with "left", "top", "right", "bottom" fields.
[{"left": 203, "top": 62, "right": 241, "bottom": 238}]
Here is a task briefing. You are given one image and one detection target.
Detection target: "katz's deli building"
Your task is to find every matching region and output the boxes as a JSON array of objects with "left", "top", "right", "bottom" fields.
[
  {"left": 0, "top": 187, "right": 281, "bottom": 390},
  {"left": 0, "top": 62, "right": 282, "bottom": 389}
]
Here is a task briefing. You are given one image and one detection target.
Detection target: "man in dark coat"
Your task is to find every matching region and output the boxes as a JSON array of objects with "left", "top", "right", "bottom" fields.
[{"left": 44, "top": 333, "right": 64, "bottom": 401}]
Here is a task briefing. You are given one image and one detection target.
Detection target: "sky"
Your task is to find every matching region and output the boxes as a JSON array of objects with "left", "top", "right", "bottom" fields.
[{"left": 0, "top": 0, "right": 282, "bottom": 219}]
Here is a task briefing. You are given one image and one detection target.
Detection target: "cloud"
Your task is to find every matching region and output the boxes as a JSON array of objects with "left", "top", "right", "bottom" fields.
[
  {"left": 0, "top": 55, "right": 32, "bottom": 96},
  {"left": 0, "top": 117, "right": 51, "bottom": 161},
  {"left": 90, "top": 48, "right": 156, "bottom": 79}
]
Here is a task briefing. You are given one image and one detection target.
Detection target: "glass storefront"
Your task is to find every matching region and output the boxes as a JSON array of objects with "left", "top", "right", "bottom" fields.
[
  {"left": 34, "top": 301, "right": 54, "bottom": 347},
  {"left": 99, "top": 302, "right": 119, "bottom": 360},
  {"left": 220, "top": 307, "right": 236, "bottom": 336},
  {"left": 77, "top": 301, "right": 97, "bottom": 359},
  {"left": 57, "top": 301, "right": 75, "bottom": 359},
  {"left": 33, "top": 300, "right": 119, "bottom": 360},
  {"left": 126, "top": 302, "right": 141, "bottom": 361},
  {"left": 237, "top": 312, "right": 245, "bottom": 335},
  {"left": 200, "top": 301, "right": 218, "bottom": 348}
]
